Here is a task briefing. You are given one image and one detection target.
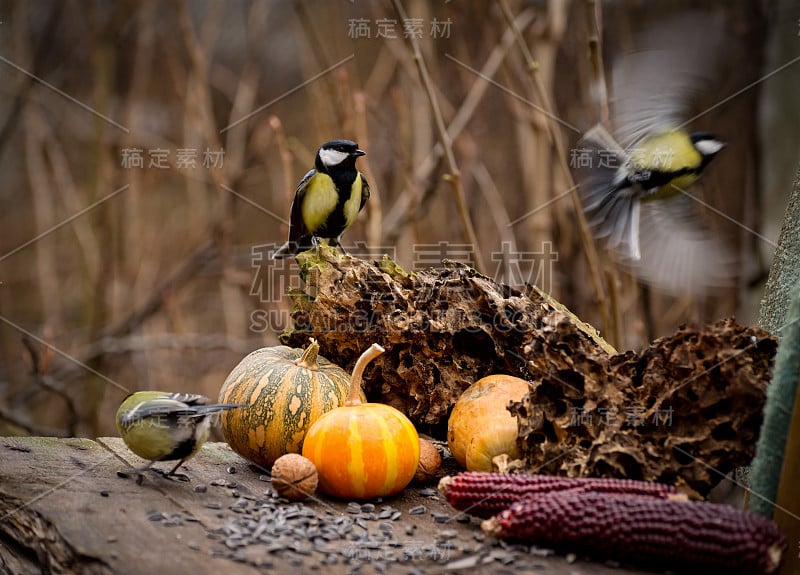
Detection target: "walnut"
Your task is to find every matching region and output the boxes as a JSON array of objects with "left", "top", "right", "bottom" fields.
[
  {"left": 414, "top": 438, "right": 442, "bottom": 484},
  {"left": 271, "top": 454, "right": 318, "bottom": 501}
]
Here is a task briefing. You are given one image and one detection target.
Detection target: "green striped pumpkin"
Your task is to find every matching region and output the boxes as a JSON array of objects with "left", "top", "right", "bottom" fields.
[{"left": 218, "top": 339, "right": 359, "bottom": 468}]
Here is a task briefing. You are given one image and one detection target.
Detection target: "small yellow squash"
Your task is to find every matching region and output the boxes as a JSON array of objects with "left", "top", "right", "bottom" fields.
[{"left": 447, "top": 374, "right": 531, "bottom": 472}]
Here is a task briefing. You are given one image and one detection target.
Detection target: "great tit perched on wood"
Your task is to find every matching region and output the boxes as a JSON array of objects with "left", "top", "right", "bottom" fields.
[
  {"left": 116, "top": 391, "right": 244, "bottom": 482},
  {"left": 273, "top": 139, "right": 370, "bottom": 258},
  {"left": 576, "top": 14, "right": 734, "bottom": 295}
]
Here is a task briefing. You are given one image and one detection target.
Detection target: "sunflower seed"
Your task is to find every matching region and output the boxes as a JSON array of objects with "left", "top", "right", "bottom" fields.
[{"left": 443, "top": 555, "right": 480, "bottom": 571}]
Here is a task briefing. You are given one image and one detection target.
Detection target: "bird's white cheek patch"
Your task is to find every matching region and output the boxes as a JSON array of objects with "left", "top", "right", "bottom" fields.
[
  {"left": 319, "top": 148, "right": 349, "bottom": 168},
  {"left": 695, "top": 139, "right": 724, "bottom": 156}
]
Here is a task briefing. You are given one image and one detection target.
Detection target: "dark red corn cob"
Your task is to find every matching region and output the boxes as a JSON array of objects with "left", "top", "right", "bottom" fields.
[
  {"left": 483, "top": 491, "right": 786, "bottom": 575},
  {"left": 439, "top": 472, "right": 683, "bottom": 518}
]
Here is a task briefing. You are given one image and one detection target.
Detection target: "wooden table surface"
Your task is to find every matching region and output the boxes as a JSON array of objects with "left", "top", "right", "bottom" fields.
[{"left": 0, "top": 436, "right": 656, "bottom": 575}]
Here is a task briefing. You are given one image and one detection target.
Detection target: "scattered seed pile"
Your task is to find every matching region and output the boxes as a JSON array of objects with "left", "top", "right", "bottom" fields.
[{"left": 145, "top": 476, "right": 574, "bottom": 574}]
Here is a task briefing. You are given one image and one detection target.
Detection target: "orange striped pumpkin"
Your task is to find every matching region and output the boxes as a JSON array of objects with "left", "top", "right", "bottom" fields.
[
  {"left": 302, "top": 344, "right": 420, "bottom": 499},
  {"left": 218, "top": 339, "right": 359, "bottom": 468}
]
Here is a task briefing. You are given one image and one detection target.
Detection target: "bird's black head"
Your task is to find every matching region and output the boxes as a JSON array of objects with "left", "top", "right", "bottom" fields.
[
  {"left": 690, "top": 132, "right": 726, "bottom": 159},
  {"left": 315, "top": 140, "right": 365, "bottom": 173}
]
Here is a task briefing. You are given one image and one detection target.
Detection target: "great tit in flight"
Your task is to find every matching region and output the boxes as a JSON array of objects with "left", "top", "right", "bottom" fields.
[{"left": 576, "top": 14, "right": 734, "bottom": 295}]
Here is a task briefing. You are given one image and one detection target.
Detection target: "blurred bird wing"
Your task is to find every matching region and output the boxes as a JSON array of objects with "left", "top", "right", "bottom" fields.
[
  {"left": 629, "top": 194, "right": 736, "bottom": 295},
  {"left": 582, "top": 124, "right": 625, "bottom": 158},
  {"left": 288, "top": 169, "right": 317, "bottom": 242},
  {"left": 609, "top": 13, "right": 723, "bottom": 149}
]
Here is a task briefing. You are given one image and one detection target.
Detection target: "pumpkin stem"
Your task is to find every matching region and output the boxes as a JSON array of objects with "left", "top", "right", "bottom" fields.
[
  {"left": 345, "top": 343, "right": 385, "bottom": 406},
  {"left": 294, "top": 338, "right": 321, "bottom": 371}
]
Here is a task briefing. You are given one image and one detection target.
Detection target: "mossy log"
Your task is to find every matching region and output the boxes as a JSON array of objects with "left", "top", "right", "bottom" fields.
[{"left": 280, "top": 247, "right": 776, "bottom": 497}]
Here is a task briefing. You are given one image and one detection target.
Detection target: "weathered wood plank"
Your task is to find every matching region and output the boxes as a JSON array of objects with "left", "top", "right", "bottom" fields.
[
  {"left": 0, "top": 437, "right": 262, "bottom": 575},
  {"left": 0, "top": 437, "right": 651, "bottom": 575}
]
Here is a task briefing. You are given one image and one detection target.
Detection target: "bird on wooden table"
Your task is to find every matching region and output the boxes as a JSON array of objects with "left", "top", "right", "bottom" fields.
[
  {"left": 116, "top": 391, "right": 244, "bottom": 483},
  {"left": 272, "top": 139, "right": 370, "bottom": 258}
]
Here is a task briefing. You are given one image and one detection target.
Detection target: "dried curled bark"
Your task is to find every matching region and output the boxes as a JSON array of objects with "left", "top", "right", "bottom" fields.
[
  {"left": 280, "top": 246, "right": 614, "bottom": 425},
  {"left": 280, "top": 248, "right": 776, "bottom": 496},
  {"left": 509, "top": 318, "right": 777, "bottom": 498}
]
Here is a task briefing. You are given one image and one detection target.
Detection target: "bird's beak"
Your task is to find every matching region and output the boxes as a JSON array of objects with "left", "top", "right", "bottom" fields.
[{"left": 354, "top": 149, "right": 366, "bottom": 157}]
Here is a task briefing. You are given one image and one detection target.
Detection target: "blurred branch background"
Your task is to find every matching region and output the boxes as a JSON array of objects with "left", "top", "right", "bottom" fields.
[{"left": 0, "top": 0, "right": 797, "bottom": 438}]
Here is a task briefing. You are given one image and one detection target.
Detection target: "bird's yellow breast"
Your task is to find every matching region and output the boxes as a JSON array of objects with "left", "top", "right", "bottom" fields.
[
  {"left": 629, "top": 130, "right": 703, "bottom": 198},
  {"left": 302, "top": 174, "right": 339, "bottom": 233},
  {"left": 301, "top": 172, "right": 363, "bottom": 233},
  {"left": 119, "top": 418, "right": 178, "bottom": 460},
  {"left": 628, "top": 130, "right": 702, "bottom": 174}
]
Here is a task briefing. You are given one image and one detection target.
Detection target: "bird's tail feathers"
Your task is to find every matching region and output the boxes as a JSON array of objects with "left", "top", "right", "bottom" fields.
[
  {"left": 272, "top": 241, "right": 295, "bottom": 259},
  {"left": 576, "top": 124, "right": 641, "bottom": 260},
  {"left": 189, "top": 403, "right": 247, "bottom": 417},
  {"left": 587, "top": 190, "right": 641, "bottom": 260},
  {"left": 272, "top": 238, "right": 316, "bottom": 259}
]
